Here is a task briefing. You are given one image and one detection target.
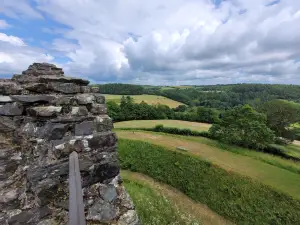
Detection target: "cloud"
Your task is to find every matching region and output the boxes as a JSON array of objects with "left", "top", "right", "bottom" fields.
[
  {"left": 0, "top": 33, "right": 26, "bottom": 46},
  {"left": 0, "top": 0, "right": 299, "bottom": 84},
  {"left": 0, "top": 20, "right": 9, "bottom": 29},
  {"left": 0, "top": 33, "right": 54, "bottom": 75},
  {"left": 0, "top": 0, "right": 43, "bottom": 19}
]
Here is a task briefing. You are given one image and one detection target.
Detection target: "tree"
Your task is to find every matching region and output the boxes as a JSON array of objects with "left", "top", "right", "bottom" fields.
[
  {"left": 209, "top": 105, "right": 275, "bottom": 149},
  {"left": 259, "top": 100, "right": 300, "bottom": 142}
]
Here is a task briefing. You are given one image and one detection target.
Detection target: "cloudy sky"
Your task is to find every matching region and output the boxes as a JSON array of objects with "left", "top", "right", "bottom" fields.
[{"left": 0, "top": 0, "right": 299, "bottom": 85}]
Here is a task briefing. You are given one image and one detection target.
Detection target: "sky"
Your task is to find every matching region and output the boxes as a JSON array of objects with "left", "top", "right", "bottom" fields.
[{"left": 0, "top": 0, "right": 299, "bottom": 85}]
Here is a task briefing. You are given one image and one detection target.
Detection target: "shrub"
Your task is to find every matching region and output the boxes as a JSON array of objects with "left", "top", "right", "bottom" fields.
[{"left": 118, "top": 139, "right": 300, "bottom": 225}]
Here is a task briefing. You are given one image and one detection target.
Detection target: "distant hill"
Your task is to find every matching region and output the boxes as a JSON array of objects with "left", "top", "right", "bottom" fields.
[{"left": 94, "top": 83, "right": 300, "bottom": 109}]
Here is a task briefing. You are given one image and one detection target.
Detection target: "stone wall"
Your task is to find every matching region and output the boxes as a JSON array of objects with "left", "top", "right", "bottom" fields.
[{"left": 0, "top": 63, "right": 140, "bottom": 225}]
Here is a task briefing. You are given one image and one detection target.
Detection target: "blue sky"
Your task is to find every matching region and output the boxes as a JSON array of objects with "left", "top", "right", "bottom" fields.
[{"left": 0, "top": 0, "right": 299, "bottom": 85}]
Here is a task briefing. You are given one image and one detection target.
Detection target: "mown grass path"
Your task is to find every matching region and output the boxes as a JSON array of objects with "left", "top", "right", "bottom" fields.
[
  {"left": 116, "top": 130, "right": 300, "bottom": 200},
  {"left": 122, "top": 170, "right": 234, "bottom": 225},
  {"left": 115, "top": 120, "right": 211, "bottom": 131}
]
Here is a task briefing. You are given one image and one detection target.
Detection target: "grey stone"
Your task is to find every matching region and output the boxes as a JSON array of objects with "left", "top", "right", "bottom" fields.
[
  {"left": 0, "top": 188, "right": 19, "bottom": 204},
  {"left": 75, "top": 121, "right": 94, "bottom": 136},
  {"left": 53, "top": 96, "right": 72, "bottom": 105},
  {"left": 0, "top": 117, "right": 16, "bottom": 133},
  {"left": 0, "top": 96, "right": 13, "bottom": 103},
  {"left": 50, "top": 82, "right": 81, "bottom": 94},
  {"left": 27, "top": 106, "right": 62, "bottom": 117},
  {"left": 37, "top": 219, "right": 53, "bottom": 225},
  {"left": 0, "top": 103, "right": 24, "bottom": 116},
  {"left": 88, "top": 132, "right": 117, "bottom": 149},
  {"left": 47, "top": 123, "right": 71, "bottom": 140},
  {"left": 99, "top": 184, "right": 117, "bottom": 202},
  {"left": 94, "top": 115, "right": 114, "bottom": 132},
  {"left": 38, "top": 76, "right": 89, "bottom": 85},
  {"left": 71, "top": 106, "right": 88, "bottom": 116},
  {"left": 118, "top": 186, "right": 135, "bottom": 210},
  {"left": 118, "top": 210, "right": 140, "bottom": 225},
  {"left": 76, "top": 94, "right": 95, "bottom": 104},
  {"left": 50, "top": 116, "right": 95, "bottom": 123},
  {"left": 8, "top": 206, "right": 52, "bottom": 225},
  {"left": 10, "top": 95, "right": 56, "bottom": 104},
  {"left": 94, "top": 94, "right": 106, "bottom": 104},
  {"left": 24, "top": 83, "right": 49, "bottom": 93},
  {"left": 91, "top": 86, "right": 100, "bottom": 93},
  {"left": 90, "top": 104, "right": 107, "bottom": 115},
  {"left": 0, "top": 82, "right": 22, "bottom": 95},
  {"left": 86, "top": 199, "right": 118, "bottom": 222},
  {"left": 80, "top": 86, "right": 91, "bottom": 93}
]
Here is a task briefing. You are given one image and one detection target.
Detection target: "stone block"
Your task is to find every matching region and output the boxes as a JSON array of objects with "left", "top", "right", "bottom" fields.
[
  {"left": 94, "top": 94, "right": 106, "bottom": 104},
  {"left": 86, "top": 199, "right": 118, "bottom": 222},
  {"left": 50, "top": 82, "right": 81, "bottom": 94},
  {"left": 90, "top": 104, "right": 107, "bottom": 115},
  {"left": 75, "top": 121, "right": 94, "bottom": 136},
  {"left": 0, "top": 95, "right": 13, "bottom": 103},
  {"left": 76, "top": 94, "right": 95, "bottom": 104},
  {"left": 11, "top": 95, "right": 56, "bottom": 103},
  {"left": 0, "top": 102, "right": 24, "bottom": 116},
  {"left": 88, "top": 132, "right": 117, "bottom": 149},
  {"left": 71, "top": 106, "right": 88, "bottom": 116},
  {"left": 94, "top": 115, "right": 113, "bottom": 132},
  {"left": 8, "top": 207, "right": 52, "bottom": 225},
  {"left": 0, "top": 117, "right": 16, "bottom": 133},
  {"left": 80, "top": 86, "right": 91, "bottom": 93},
  {"left": 0, "top": 82, "right": 22, "bottom": 95},
  {"left": 91, "top": 86, "right": 100, "bottom": 93},
  {"left": 27, "top": 106, "right": 62, "bottom": 117},
  {"left": 24, "top": 83, "right": 49, "bottom": 93},
  {"left": 118, "top": 210, "right": 140, "bottom": 225}
]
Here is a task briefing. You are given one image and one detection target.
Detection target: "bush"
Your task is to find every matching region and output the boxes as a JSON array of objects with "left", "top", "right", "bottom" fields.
[
  {"left": 118, "top": 139, "right": 300, "bottom": 225},
  {"left": 209, "top": 105, "right": 275, "bottom": 150}
]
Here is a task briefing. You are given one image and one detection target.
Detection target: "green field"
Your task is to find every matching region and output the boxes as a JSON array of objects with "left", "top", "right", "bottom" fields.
[
  {"left": 122, "top": 170, "right": 231, "bottom": 225},
  {"left": 118, "top": 138, "right": 300, "bottom": 224},
  {"left": 117, "top": 130, "right": 300, "bottom": 200},
  {"left": 114, "top": 120, "right": 211, "bottom": 132},
  {"left": 104, "top": 94, "right": 184, "bottom": 108}
]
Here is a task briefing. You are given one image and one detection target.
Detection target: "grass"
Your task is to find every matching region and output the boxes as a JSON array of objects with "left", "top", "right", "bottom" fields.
[
  {"left": 104, "top": 94, "right": 184, "bottom": 108},
  {"left": 118, "top": 139, "right": 300, "bottom": 225},
  {"left": 122, "top": 171, "right": 203, "bottom": 225},
  {"left": 122, "top": 170, "right": 232, "bottom": 225},
  {"left": 116, "top": 130, "right": 300, "bottom": 200},
  {"left": 114, "top": 120, "right": 211, "bottom": 132}
]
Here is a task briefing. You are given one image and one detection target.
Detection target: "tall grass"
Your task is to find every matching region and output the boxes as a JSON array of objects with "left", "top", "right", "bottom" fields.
[
  {"left": 123, "top": 178, "right": 201, "bottom": 225},
  {"left": 118, "top": 138, "right": 300, "bottom": 225}
]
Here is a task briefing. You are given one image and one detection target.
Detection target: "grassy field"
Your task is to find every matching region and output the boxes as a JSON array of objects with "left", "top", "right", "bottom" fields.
[
  {"left": 104, "top": 94, "right": 184, "bottom": 108},
  {"left": 114, "top": 120, "right": 211, "bottom": 132},
  {"left": 122, "top": 170, "right": 231, "bottom": 225},
  {"left": 118, "top": 139, "right": 300, "bottom": 224},
  {"left": 116, "top": 130, "right": 300, "bottom": 200}
]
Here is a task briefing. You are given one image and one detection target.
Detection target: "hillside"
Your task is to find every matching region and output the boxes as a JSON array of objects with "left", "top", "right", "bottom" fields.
[{"left": 104, "top": 94, "right": 184, "bottom": 108}]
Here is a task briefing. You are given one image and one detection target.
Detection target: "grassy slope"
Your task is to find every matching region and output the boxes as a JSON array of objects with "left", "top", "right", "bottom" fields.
[
  {"left": 122, "top": 170, "right": 232, "bottom": 225},
  {"left": 118, "top": 139, "right": 300, "bottom": 225},
  {"left": 104, "top": 94, "right": 184, "bottom": 108},
  {"left": 115, "top": 120, "right": 211, "bottom": 132},
  {"left": 116, "top": 130, "right": 300, "bottom": 200}
]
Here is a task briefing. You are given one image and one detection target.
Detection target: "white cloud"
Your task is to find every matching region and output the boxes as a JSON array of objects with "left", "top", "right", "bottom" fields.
[
  {"left": 0, "top": 32, "right": 54, "bottom": 75},
  {"left": 0, "top": 33, "right": 26, "bottom": 46},
  {"left": 0, "top": 20, "right": 9, "bottom": 29},
  {"left": 0, "top": 0, "right": 43, "bottom": 19},
  {"left": 1, "top": 0, "right": 300, "bottom": 84}
]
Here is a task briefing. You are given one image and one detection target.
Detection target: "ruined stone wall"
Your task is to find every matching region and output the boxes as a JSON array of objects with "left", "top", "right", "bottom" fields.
[{"left": 0, "top": 63, "right": 139, "bottom": 225}]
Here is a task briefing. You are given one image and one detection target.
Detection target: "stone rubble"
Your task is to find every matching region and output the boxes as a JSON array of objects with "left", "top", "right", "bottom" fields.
[{"left": 0, "top": 63, "right": 140, "bottom": 225}]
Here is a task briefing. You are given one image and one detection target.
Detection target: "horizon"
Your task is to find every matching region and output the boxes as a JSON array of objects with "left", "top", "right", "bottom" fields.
[{"left": 1, "top": 0, "right": 300, "bottom": 85}]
